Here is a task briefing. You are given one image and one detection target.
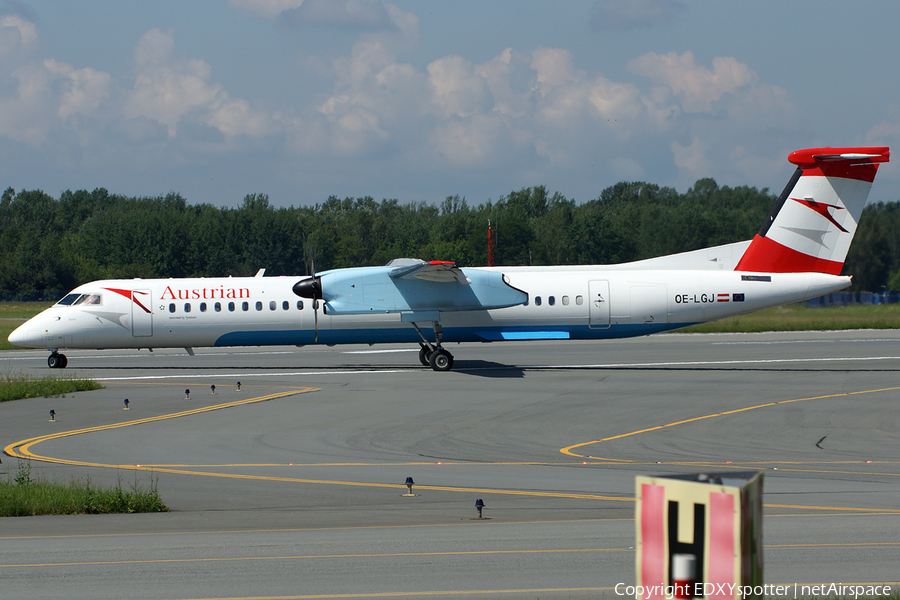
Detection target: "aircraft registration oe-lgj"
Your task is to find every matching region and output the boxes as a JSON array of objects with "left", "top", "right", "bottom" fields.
[{"left": 8, "top": 146, "right": 891, "bottom": 371}]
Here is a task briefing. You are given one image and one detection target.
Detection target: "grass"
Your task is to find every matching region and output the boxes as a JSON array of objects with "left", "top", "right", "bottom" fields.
[
  {"left": 0, "top": 372, "right": 104, "bottom": 403},
  {"left": 0, "top": 461, "right": 168, "bottom": 516},
  {"left": 679, "top": 303, "right": 900, "bottom": 333}
]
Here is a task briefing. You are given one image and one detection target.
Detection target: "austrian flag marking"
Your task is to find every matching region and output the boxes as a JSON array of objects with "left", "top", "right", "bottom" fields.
[{"left": 717, "top": 293, "right": 730, "bottom": 303}]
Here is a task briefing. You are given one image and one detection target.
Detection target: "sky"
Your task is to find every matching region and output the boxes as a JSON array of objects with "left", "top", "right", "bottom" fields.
[{"left": 0, "top": 0, "right": 897, "bottom": 208}]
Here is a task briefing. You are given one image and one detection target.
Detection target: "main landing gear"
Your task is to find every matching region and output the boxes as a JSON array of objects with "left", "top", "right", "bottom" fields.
[
  {"left": 48, "top": 351, "right": 68, "bottom": 369},
  {"left": 418, "top": 343, "right": 454, "bottom": 371},
  {"left": 412, "top": 322, "right": 454, "bottom": 372}
]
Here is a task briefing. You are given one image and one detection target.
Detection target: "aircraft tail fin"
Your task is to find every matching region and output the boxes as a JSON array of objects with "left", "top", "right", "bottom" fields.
[{"left": 735, "top": 147, "right": 890, "bottom": 274}]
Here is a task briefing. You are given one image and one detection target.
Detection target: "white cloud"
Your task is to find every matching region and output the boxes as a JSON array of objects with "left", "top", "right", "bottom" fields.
[
  {"left": 306, "top": 36, "right": 798, "bottom": 184},
  {"left": 0, "top": 14, "right": 36, "bottom": 49},
  {"left": 427, "top": 55, "right": 491, "bottom": 119},
  {"left": 531, "top": 47, "right": 580, "bottom": 94},
  {"left": 474, "top": 48, "right": 532, "bottom": 119},
  {"left": 44, "top": 59, "right": 112, "bottom": 120},
  {"left": 427, "top": 113, "right": 507, "bottom": 166},
  {"left": 629, "top": 51, "right": 756, "bottom": 113},
  {"left": 125, "top": 30, "right": 220, "bottom": 137},
  {"left": 0, "top": 61, "right": 55, "bottom": 143},
  {"left": 124, "top": 29, "right": 274, "bottom": 139}
]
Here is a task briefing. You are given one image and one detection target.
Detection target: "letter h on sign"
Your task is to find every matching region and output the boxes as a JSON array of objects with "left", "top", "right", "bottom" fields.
[{"left": 635, "top": 472, "right": 763, "bottom": 600}]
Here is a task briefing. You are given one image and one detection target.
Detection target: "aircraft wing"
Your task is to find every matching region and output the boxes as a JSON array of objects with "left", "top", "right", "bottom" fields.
[{"left": 301, "top": 260, "right": 526, "bottom": 316}]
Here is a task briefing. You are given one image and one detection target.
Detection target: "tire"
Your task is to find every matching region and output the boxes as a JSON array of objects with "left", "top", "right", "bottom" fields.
[
  {"left": 48, "top": 354, "right": 60, "bottom": 368},
  {"left": 429, "top": 349, "right": 453, "bottom": 372},
  {"left": 58, "top": 354, "right": 68, "bottom": 369},
  {"left": 418, "top": 345, "right": 432, "bottom": 367}
]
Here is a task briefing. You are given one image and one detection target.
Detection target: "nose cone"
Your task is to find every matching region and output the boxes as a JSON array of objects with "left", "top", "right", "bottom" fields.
[
  {"left": 7, "top": 323, "right": 25, "bottom": 346},
  {"left": 293, "top": 276, "right": 322, "bottom": 300},
  {"left": 7, "top": 318, "right": 42, "bottom": 348}
]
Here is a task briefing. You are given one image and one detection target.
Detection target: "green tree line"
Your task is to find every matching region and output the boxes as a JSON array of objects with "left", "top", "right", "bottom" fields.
[{"left": 0, "top": 181, "right": 896, "bottom": 295}]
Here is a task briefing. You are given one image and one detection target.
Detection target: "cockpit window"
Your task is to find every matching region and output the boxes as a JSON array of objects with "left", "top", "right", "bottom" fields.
[
  {"left": 73, "top": 294, "right": 102, "bottom": 306},
  {"left": 56, "top": 293, "right": 81, "bottom": 306}
]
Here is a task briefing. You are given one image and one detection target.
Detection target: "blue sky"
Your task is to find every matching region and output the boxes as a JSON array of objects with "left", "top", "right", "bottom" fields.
[{"left": 0, "top": 0, "right": 897, "bottom": 208}]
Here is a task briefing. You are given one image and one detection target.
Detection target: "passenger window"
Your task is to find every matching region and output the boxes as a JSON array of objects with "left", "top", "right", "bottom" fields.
[
  {"left": 184, "top": 303, "right": 191, "bottom": 313},
  {"left": 215, "top": 302, "right": 222, "bottom": 312},
  {"left": 269, "top": 301, "right": 276, "bottom": 311},
  {"left": 256, "top": 301, "right": 263, "bottom": 311},
  {"left": 575, "top": 295, "right": 584, "bottom": 305},
  {"left": 297, "top": 300, "right": 304, "bottom": 310},
  {"left": 562, "top": 296, "right": 569, "bottom": 306},
  {"left": 242, "top": 302, "right": 249, "bottom": 311},
  {"left": 535, "top": 296, "right": 542, "bottom": 306},
  {"left": 548, "top": 296, "right": 555, "bottom": 306},
  {"left": 282, "top": 301, "right": 289, "bottom": 310},
  {"left": 200, "top": 302, "right": 207, "bottom": 312},
  {"left": 228, "top": 302, "right": 235, "bottom": 312},
  {"left": 168, "top": 303, "right": 176, "bottom": 313}
]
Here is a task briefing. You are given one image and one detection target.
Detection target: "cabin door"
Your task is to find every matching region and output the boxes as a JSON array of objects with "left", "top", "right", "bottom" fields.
[
  {"left": 131, "top": 289, "right": 153, "bottom": 337},
  {"left": 588, "top": 280, "right": 610, "bottom": 328}
]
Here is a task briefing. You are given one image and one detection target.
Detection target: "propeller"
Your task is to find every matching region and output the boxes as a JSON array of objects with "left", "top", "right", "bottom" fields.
[{"left": 293, "top": 256, "right": 322, "bottom": 342}]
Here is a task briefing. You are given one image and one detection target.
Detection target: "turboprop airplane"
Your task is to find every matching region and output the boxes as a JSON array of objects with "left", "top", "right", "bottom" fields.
[{"left": 7, "top": 146, "right": 890, "bottom": 371}]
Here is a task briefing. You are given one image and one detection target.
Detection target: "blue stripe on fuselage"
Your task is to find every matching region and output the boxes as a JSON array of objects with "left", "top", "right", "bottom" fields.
[{"left": 213, "top": 323, "right": 697, "bottom": 347}]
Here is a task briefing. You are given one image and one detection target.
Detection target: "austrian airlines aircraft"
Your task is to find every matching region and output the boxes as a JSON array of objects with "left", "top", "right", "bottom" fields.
[{"left": 8, "top": 147, "right": 890, "bottom": 371}]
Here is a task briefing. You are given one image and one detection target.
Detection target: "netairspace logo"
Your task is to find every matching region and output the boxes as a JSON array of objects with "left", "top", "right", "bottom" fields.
[{"left": 615, "top": 583, "right": 894, "bottom": 599}]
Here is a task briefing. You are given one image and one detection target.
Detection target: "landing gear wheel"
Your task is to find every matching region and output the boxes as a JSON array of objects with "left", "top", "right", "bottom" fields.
[
  {"left": 48, "top": 353, "right": 67, "bottom": 369},
  {"left": 418, "top": 344, "right": 434, "bottom": 367},
  {"left": 428, "top": 348, "right": 454, "bottom": 372}
]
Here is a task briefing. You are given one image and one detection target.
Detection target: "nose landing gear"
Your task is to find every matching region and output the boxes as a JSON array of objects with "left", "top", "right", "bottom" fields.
[{"left": 48, "top": 351, "right": 68, "bottom": 369}]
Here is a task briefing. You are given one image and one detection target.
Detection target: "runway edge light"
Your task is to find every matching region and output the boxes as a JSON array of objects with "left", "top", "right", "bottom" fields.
[{"left": 635, "top": 471, "right": 763, "bottom": 600}]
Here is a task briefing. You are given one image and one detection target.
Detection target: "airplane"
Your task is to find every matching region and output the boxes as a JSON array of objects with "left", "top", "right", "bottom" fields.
[{"left": 7, "top": 146, "right": 890, "bottom": 371}]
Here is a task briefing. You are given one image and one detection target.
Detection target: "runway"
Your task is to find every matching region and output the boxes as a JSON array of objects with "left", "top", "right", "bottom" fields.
[{"left": 1, "top": 331, "right": 899, "bottom": 599}]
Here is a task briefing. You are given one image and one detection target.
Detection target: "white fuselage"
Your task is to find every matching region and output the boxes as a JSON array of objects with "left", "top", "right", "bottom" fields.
[{"left": 9, "top": 266, "right": 850, "bottom": 351}]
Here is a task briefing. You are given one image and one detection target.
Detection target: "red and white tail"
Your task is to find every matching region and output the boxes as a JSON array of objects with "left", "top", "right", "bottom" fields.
[{"left": 735, "top": 147, "right": 890, "bottom": 274}]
